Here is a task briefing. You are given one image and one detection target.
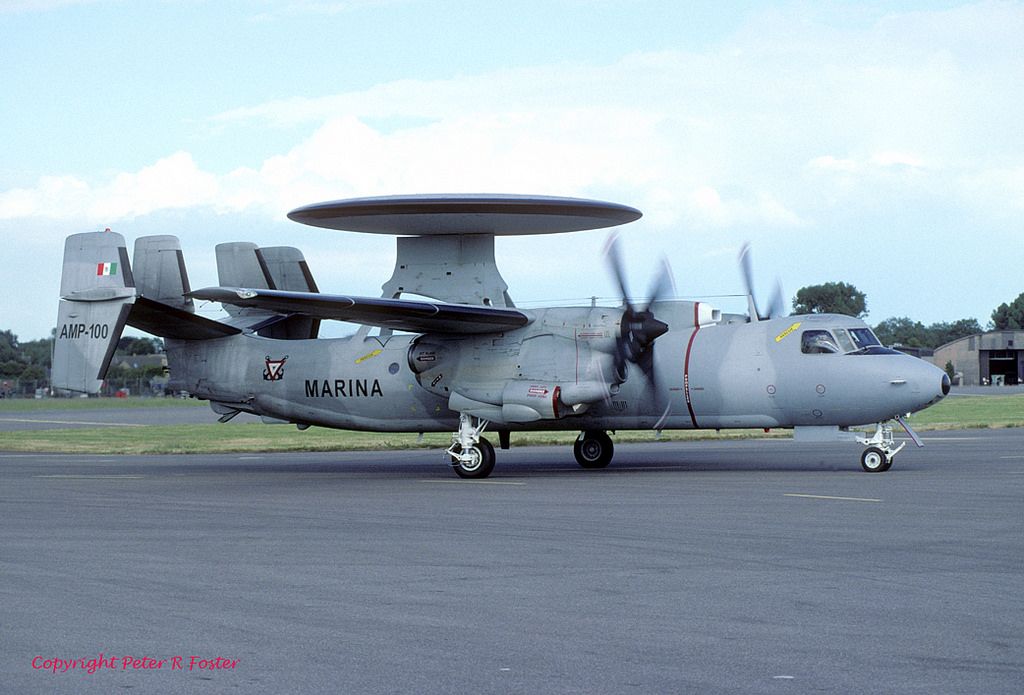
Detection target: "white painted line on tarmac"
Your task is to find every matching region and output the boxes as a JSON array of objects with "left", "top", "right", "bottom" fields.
[
  {"left": 999, "top": 455, "right": 1024, "bottom": 459},
  {"left": 33, "top": 474, "right": 144, "bottom": 480},
  {"left": 784, "top": 493, "right": 881, "bottom": 502},
  {"left": 419, "top": 480, "right": 526, "bottom": 486}
]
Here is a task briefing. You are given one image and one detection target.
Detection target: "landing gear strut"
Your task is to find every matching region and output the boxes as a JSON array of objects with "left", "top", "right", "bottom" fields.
[
  {"left": 574, "top": 430, "right": 614, "bottom": 469},
  {"left": 856, "top": 422, "right": 905, "bottom": 472},
  {"left": 447, "top": 413, "right": 495, "bottom": 478}
]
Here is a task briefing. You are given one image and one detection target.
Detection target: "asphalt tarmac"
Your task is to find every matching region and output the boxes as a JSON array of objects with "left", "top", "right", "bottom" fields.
[{"left": 2, "top": 430, "right": 1023, "bottom": 694}]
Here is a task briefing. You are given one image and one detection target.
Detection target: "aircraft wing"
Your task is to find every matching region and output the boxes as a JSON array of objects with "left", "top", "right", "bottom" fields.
[{"left": 188, "top": 287, "right": 532, "bottom": 334}]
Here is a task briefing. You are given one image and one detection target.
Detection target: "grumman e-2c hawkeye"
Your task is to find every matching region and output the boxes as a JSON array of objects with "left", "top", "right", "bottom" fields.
[{"left": 53, "top": 194, "right": 950, "bottom": 478}]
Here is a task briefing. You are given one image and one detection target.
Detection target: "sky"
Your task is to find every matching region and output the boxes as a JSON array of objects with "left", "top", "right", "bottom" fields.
[{"left": 1, "top": 0, "right": 1022, "bottom": 341}]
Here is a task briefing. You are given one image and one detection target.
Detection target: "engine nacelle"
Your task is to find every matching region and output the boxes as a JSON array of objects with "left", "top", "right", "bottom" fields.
[
  {"left": 408, "top": 339, "right": 451, "bottom": 375},
  {"left": 500, "top": 382, "right": 562, "bottom": 422}
]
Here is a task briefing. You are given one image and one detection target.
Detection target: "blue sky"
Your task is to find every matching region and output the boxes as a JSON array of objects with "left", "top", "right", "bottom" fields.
[{"left": 2, "top": 0, "right": 1021, "bottom": 340}]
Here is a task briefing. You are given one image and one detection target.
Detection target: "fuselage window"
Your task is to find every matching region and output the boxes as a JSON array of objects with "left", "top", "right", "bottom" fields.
[{"left": 801, "top": 330, "right": 841, "bottom": 354}]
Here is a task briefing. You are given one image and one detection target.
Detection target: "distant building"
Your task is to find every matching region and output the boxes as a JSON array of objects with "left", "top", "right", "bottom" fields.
[{"left": 931, "top": 331, "right": 1024, "bottom": 386}]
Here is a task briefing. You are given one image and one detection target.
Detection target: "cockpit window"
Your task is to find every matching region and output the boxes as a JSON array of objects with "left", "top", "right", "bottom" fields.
[
  {"left": 848, "top": 328, "right": 881, "bottom": 349},
  {"left": 832, "top": 328, "right": 857, "bottom": 353},
  {"left": 843, "top": 327, "right": 902, "bottom": 355},
  {"left": 801, "top": 330, "right": 841, "bottom": 354}
]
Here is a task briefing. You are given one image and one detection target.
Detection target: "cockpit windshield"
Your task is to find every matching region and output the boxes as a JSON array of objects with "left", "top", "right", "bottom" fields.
[
  {"left": 848, "top": 328, "right": 881, "bottom": 350},
  {"left": 801, "top": 327, "right": 898, "bottom": 355}
]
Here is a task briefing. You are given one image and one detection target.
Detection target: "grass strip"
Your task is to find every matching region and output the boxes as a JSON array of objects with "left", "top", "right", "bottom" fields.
[{"left": 1, "top": 395, "right": 1021, "bottom": 455}]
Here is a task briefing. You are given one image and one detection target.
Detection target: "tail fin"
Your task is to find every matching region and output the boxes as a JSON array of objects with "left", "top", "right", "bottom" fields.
[
  {"left": 129, "top": 235, "right": 240, "bottom": 341},
  {"left": 53, "top": 232, "right": 136, "bottom": 393},
  {"left": 133, "top": 235, "right": 194, "bottom": 312},
  {"left": 214, "top": 242, "right": 320, "bottom": 339}
]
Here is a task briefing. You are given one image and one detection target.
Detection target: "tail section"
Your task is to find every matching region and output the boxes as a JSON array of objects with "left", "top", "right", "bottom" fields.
[
  {"left": 53, "top": 233, "right": 319, "bottom": 394},
  {"left": 53, "top": 232, "right": 136, "bottom": 393}
]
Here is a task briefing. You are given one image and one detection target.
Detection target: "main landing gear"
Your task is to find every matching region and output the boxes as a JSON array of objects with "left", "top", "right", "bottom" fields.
[
  {"left": 447, "top": 413, "right": 495, "bottom": 479},
  {"left": 447, "top": 418, "right": 618, "bottom": 478},
  {"left": 574, "top": 430, "right": 614, "bottom": 469},
  {"left": 855, "top": 422, "right": 906, "bottom": 472}
]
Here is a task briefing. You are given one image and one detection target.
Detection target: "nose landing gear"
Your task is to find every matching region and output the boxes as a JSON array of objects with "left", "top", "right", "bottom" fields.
[{"left": 856, "top": 418, "right": 924, "bottom": 472}]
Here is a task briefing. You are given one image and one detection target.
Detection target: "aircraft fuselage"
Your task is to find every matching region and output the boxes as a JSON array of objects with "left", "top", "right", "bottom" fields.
[{"left": 167, "top": 301, "right": 948, "bottom": 433}]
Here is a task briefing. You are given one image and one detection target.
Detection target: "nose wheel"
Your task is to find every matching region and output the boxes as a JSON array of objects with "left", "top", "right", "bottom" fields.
[{"left": 860, "top": 446, "right": 892, "bottom": 473}]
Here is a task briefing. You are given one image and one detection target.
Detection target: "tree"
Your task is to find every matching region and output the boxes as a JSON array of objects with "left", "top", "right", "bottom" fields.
[
  {"left": 929, "top": 318, "right": 983, "bottom": 347},
  {"left": 0, "top": 329, "right": 18, "bottom": 363},
  {"left": 873, "top": 316, "right": 982, "bottom": 349},
  {"left": 19, "top": 338, "right": 52, "bottom": 368},
  {"left": 991, "top": 292, "right": 1024, "bottom": 330},
  {"left": 873, "top": 317, "right": 928, "bottom": 347},
  {"left": 792, "top": 282, "right": 867, "bottom": 318},
  {"left": 116, "top": 336, "right": 163, "bottom": 355}
]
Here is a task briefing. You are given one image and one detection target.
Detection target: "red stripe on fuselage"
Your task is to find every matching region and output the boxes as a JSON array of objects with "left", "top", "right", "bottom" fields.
[{"left": 683, "top": 303, "right": 701, "bottom": 428}]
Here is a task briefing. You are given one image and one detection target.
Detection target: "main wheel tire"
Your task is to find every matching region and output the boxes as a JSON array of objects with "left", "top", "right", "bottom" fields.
[
  {"left": 860, "top": 446, "right": 890, "bottom": 473},
  {"left": 452, "top": 436, "right": 495, "bottom": 479},
  {"left": 574, "top": 430, "right": 614, "bottom": 469}
]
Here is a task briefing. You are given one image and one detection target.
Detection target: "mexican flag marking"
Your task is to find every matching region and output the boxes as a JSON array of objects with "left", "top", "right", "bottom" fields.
[{"left": 97, "top": 262, "right": 118, "bottom": 276}]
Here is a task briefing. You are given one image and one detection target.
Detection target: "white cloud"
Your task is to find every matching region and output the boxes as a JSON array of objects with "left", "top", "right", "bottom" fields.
[
  {"left": 0, "top": 152, "right": 219, "bottom": 224},
  {"left": 2, "top": 2, "right": 1022, "bottom": 237}
]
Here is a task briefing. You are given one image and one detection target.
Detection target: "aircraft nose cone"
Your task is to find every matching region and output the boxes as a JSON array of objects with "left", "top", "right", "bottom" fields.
[{"left": 890, "top": 358, "right": 949, "bottom": 414}]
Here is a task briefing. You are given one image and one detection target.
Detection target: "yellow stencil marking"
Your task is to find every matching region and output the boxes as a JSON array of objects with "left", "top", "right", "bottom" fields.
[
  {"left": 355, "top": 349, "right": 383, "bottom": 364},
  {"left": 774, "top": 321, "right": 802, "bottom": 343}
]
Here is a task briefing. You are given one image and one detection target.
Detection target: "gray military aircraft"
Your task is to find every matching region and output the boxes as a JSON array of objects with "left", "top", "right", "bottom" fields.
[{"left": 53, "top": 194, "right": 949, "bottom": 478}]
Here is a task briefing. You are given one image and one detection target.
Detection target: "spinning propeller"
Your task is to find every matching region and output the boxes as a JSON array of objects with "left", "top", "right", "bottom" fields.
[
  {"left": 603, "top": 234, "right": 674, "bottom": 427},
  {"left": 604, "top": 233, "right": 672, "bottom": 375},
  {"left": 738, "top": 242, "right": 786, "bottom": 321}
]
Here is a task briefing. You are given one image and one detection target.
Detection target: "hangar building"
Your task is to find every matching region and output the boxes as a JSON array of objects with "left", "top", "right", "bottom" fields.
[{"left": 932, "top": 330, "right": 1024, "bottom": 386}]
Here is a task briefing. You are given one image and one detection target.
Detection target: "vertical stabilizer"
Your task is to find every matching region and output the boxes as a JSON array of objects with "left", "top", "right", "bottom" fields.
[
  {"left": 259, "top": 246, "right": 320, "bottom": 339},
  {"left": 214, "top": 242, "right": 320, "bottom": 339},
  {"left": 133, "top": 235, "right": 193, "bottom": 312},
  {"left": 53, "top": 232, "right": 136, "bottom": 393},
  {"left": 259, "top": 246, "right": 319, "bottom": 293}
]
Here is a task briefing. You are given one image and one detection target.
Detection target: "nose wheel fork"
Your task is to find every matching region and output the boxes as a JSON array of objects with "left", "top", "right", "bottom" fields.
[{"left": 447, "top": 413, "right": 495, "bottom": 478}]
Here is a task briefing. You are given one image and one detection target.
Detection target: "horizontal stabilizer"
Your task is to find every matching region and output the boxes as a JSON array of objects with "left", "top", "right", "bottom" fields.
[
  {"left": 188, "top": 286, "right": 532, "bottom": 334},
  {"left": 128, "top": 297, "right": 241, "bottom": 340}
]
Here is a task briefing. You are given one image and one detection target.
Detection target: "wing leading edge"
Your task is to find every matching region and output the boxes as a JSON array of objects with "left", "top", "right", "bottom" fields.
[{"left": 188, "top": 287, "right": 532, "bottom": 334}]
